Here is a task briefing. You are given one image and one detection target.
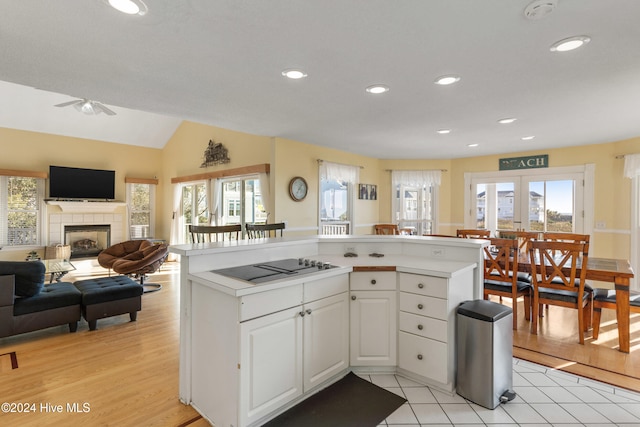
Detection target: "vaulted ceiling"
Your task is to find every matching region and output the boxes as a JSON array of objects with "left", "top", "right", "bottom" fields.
[{"left": 1, "top": 0, "right": 639, "bottom": 159}]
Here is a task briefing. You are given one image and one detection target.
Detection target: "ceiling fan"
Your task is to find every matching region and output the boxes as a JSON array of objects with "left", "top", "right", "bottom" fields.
[{"left": 54, "top": 99, "right": 116, "bottom": 116}]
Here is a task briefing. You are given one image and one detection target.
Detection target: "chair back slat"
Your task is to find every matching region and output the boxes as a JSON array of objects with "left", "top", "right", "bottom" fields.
[
  {"left": 245, "top": 222, "right": 286, "bottom": 239},
  {"left": 188, "top": 224, "right": 241, "bottom": 243},
  {"left": 457, "top": 229, "right": 490, "bottom": 239},
  {"left": 528, "top": 240, "right": 588, "bottom": 291},
  {"left": 484, "top": 238, "right": 519, "bottom": 285},
  {"left": 374, "top": 224, "right": 399, "bottom": 235}
]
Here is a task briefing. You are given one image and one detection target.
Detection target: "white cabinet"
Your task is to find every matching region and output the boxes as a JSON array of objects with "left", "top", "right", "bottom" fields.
[
  {"left": 239, "top": 274, "right": 349, "bottom": 426},
  {"left": 303, "top": 292, "right": 349, "bottom": 390},
  {"left": 240, "top": 306, "right": 303, "bottom": 426},
  {"left": 350, "top": 271, "right": 397, "bottom": 366},
  {"left": 397, "top": 270, "right": 474, "bottom": 392}
]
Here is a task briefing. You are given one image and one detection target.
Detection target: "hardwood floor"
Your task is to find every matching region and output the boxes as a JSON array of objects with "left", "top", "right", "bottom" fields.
[{"left": 1, "top": 261, "right": 639, "bottom": 426}]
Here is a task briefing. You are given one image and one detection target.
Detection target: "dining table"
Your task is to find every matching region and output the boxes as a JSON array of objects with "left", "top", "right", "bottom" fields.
[{"left": 518, "top": 255, "right": 635, "bottom": 353}]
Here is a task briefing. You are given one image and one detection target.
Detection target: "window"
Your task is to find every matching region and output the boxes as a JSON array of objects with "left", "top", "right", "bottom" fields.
[
  {"left": 465, "top": 165, "right": 593, "bottom": 236},
  {"left": 391, "top": 170, "right": 441, "bottom": 235},
  {"left": 219, "top": 177, "right": 266, "bottom": 226},
  {"left": 127, "top": 181, "right": 156, "bottom": 239},
  {"left": 0, "top": 175, "right": 44, "bottom": 246},
  {"left": 182, "top": 182, "right": 209, "bottom": 240},
  {"left": 319, "top": 162, "right": 359, "bottom": 235}
]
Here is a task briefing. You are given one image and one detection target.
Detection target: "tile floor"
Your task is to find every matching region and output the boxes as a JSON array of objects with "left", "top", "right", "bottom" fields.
[{"left": 362, "top": 358, "right": 640, "bottom": 426}]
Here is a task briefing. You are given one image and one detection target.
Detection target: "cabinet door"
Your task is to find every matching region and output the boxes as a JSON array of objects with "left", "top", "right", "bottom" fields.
[
  {"left": 240, "top": 306, "right": 303, "bottom": 427},
  {"left": 303, "top": 292, "right": 349, "bottom": 391},
  {"left": 350, "top": 290, "right": 397, "bottom": 366}
]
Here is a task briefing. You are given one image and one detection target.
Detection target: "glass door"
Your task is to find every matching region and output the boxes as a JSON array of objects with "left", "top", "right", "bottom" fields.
[
  {"left": 467, "top": 167, "right": 588, "bottom": 236},
  {"left": 471, "top": 179, "right": 519, "bottom": 236},
  {"left": 181, "top": 181, "right": 208, "bottom": 242}
]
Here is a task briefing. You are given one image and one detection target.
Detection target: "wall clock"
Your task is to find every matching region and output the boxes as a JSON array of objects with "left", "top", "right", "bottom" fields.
[{"left": 289, "top": 176, "right": 308, "bottom": 201}]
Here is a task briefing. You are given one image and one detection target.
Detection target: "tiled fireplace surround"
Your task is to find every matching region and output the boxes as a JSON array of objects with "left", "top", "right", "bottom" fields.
[{"left": 47, "top": 212, "right": 125, "bottom": 250}]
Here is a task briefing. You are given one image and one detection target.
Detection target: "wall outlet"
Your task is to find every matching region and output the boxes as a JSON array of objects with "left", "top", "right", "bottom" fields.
[
  {"left": 345, "top": 246, "right": 356, "bottom": 254},
  {"left": 595, "top": 221, "right": 606, "bottom": 229},
  {"left": 431, "top": 247, "right": 445, "bottom": 257}
]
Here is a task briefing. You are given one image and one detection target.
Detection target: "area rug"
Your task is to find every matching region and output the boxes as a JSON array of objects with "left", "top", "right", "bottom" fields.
[{"left": 262, "top": 372, "right": 406, "bottom": 427}]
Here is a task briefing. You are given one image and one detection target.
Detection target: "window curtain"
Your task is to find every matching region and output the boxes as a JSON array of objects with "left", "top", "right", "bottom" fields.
[
  {"left": 624, "top": 154, "right": 640, "bottom": 178},
  {"left": 258, "top": 172, "right": 271, "bottom": 223},
  {"left": 391, "top": 170, "right": 441, "bottom": 223},
  {"left": 167, "top": 183, "right": 182, "bottom": 261},
  {"left": 320, "top": 161, "right": 359, "bottom": 184},
  {"left": 207, "top": 179, "right": 222, "bottom": 225}
]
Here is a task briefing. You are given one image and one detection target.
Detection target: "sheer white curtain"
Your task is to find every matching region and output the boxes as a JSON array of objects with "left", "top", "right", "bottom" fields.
[
  {"left": 624, "top": 154, "right": 640, "bottom": 290},
  {"left": 168, "top": 183, "right": 182, "bottom": 261},
  {"left": 624, "top": 153, "right": 640, "bottom": 178},
  {"left": 391, "top": 170, "right": 441, "bottom": 224},
  {"left": 258, "top": 172, "right": 271, "bottom": 222},
  {"left": 208, "top": 178, "right": 222, "bottom": 225},
  {"left": 320, "top": 161, "right": 359, "bottom": 183}
]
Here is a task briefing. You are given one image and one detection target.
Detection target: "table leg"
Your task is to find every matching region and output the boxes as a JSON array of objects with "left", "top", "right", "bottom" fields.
[{"left": 615, "top": 278, "right": 630, "bottom": 353}]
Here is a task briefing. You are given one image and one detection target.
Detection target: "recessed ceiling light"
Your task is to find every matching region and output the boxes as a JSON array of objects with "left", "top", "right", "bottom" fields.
[
  {"left": 497, "top": 117, "right": 517, "bottom": 124},
  {"left": 281, "top": 69, "right": 308, "bottom": 79},
  {"left": 365, "top": 85, "right": 389, "bottom": 94},
  {"left": 550, "top": 36, "right": 591, "bottom": 52},
  {"left": 521, "top": 135, "right": 536, "bottom": 141},
  {"left": 467, "top": 143, "right": 479, "bottom": 148},
  {"left": 107, "top": 0, "right": 148, "bottom": 15},
  {"left": 434, "top": 75, "right": 461, "bottom": 85},
  {"left": 436, "top": 129, "right": 451, "bottom": 134}
]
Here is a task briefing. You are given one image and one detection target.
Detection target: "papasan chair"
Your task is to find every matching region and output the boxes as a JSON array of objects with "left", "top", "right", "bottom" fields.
[{"left": 98, "top": 240, "right": 169, "bottom": 293}]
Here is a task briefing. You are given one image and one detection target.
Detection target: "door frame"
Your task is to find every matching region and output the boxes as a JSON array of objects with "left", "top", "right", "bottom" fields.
[{"left": 464, "top": 164, "right": 594, "bottom": 236}]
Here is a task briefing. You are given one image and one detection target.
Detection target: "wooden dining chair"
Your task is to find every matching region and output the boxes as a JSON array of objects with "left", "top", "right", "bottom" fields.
[
  {"left": 498, "top": 230, "right": 539, "bottom": 252},
  {"left": 483, "top": 238, "right": 532, "bottom": 329},
  {"left": 374, "top": 224, "right": 399, "bottom": 235},
  {"left": 528, "top": 239, "right": 592, "bottom": 344},
  {"left": 591, "top": 288, "right": 640, "bottom": 343},
  {"left": 245, "top": 222, "right": 286, "bottom": 238},
  {"left": 456, "top": 229, "right": 490, "bottom": 239},
  {"left": 189, "top": 224, "right": 241, "bottom": 243}
]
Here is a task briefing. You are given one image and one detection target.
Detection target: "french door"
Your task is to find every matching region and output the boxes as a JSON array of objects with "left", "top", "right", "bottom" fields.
[
  {"left": 219, "top": 176, "right": 266, "bottom": 231},
  {"left": 465, "top": 166, "right": 593, "bottom": 236}
]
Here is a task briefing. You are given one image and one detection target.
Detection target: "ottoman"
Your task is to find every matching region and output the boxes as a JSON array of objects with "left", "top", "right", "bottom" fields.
[{"left": 73, "top": 276, "right": 143, "bottom": 330}]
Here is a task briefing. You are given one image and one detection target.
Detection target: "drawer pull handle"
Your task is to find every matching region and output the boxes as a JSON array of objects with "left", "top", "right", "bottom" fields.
[
  {"left": 306, "top": 309, "right": 312, "bottom": 315},
  {"left": 417, "top": 354, "right": 423, "bottom": 360},
  {"left": 351, "top": 295, "right": 357, "bottom": 301},
  {"left": 418, "top": 283, "right": 424, "bottom": 289},
  {"left": 371, "top": 279, "right": 377, "bottom": 285},
  {"left": 417, "top": 304, "right": 424, "bottom": 310},
  {"left": 417, "top": 324, "right": 423, "bottom": 330},
  {"left": 299, "top": 311, "right": 306, "bottom": 317}
]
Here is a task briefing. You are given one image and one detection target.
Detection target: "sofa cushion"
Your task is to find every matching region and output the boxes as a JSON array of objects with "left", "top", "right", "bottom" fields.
[
  {"left": 13, "top": 282, "right": 81, "bottom": 316},
  {"left": 0, "top": 261, "right": 45, "bottom": 297}
]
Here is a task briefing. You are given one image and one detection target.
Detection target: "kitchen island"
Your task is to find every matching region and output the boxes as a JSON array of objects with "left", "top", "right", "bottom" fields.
[{"left": 170, "top": 235, "right": 487, "bottom": 427}]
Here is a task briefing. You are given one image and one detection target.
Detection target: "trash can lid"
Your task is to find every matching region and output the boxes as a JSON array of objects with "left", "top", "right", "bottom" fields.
[{"left": 457, "top": 299, "right": 512, "bottom": 322}]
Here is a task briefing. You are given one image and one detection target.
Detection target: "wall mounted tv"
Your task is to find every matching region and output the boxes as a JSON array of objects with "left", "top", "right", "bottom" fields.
[{"left": 49, "top": 166, "right": 116, "bottom": 200}]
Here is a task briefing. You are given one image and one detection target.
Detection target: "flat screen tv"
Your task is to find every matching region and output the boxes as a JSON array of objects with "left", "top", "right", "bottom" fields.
[{"left": 49, "top": 166, "right": 115, "bottom": 200}]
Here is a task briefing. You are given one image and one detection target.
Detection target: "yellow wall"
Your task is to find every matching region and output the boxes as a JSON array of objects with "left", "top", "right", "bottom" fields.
[
  {"left": 447, "top": 137, "right": 640, "bottom": 258},
  {"left": 2, "top": 123, "right": 640, "bottom": 261}
]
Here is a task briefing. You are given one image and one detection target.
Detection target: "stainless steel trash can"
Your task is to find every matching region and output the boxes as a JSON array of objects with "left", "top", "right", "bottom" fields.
[{"left": 456, "top": 300, "right": 515, "bottom": 409}]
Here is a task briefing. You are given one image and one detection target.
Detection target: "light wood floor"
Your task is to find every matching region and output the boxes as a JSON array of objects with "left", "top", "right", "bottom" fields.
[{"left": 1, "top": 261, "right": 639, "bottom": 426}]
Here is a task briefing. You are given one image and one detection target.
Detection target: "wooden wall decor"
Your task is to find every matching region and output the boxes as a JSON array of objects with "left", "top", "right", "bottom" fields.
[{"left": 200, "top": 139, "right": 231, "bottom": 167}]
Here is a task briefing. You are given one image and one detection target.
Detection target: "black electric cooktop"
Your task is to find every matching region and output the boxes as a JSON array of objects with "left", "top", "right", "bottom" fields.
[{"left": 212, "top": 258, "right": 336, "bottom": 284}]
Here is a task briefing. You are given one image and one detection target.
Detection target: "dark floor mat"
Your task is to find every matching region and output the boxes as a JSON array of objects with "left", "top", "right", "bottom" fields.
[{"left": 262, "top": 372, "right": 407, "bottom": 427}]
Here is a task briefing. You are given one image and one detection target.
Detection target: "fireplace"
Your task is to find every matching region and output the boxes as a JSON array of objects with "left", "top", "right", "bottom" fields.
[{"left": 64, "top": 225, "right": 111, "bottom": 259}]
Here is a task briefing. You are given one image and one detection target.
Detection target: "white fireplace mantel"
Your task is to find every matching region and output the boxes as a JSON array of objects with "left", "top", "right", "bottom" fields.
[{"left": 46, "top": 200, "right": 126, "bottom": 213}]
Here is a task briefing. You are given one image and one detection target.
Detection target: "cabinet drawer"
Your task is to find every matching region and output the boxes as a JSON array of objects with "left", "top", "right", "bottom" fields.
[
  {"left": 304, "top": 274, "right": 349, "bottom": 303},
  {"left": 398, "top": 273, "right": 447, "bottom": 298},
  {"left": 398, "top": 331, "right": 448, "bottom": 385},
  {"left": 399, "top": 311, "right": 447, "bottom": 342},
  {"left": 399, "top": 292, "right": 447, "bottom": 320},
  {"left": 350, "top": 271, "right": 396, "bottom": 291},
  {"left": 240, "top": 285, "right": 303, "bottom": 321}
]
